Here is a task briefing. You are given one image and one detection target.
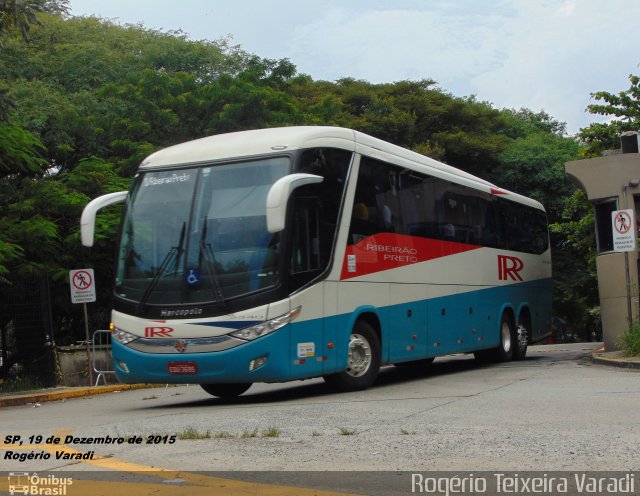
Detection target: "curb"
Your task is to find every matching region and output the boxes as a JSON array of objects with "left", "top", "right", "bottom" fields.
[
  {"left": 591, "top": 352, "right": 640, "bottom": 370},
  {"left": 0, "top": 384, "right": 159, "bottom": 408}
]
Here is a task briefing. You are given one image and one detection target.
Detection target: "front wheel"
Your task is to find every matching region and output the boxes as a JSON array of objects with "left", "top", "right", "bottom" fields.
[
  {"left": 324, "top": 320, "right": 381, "bottom": 392},
  {"left": 200, "top": 383, "right": 252, "bottom": 398}
]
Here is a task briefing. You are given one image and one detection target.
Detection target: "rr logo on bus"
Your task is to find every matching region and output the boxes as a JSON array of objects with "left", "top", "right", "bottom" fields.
[
  {"left": 145, "top": 327, "right": 174, "bottom": 337},
  {"left": 498, "top": 255, "right": 524, "bottom": 281}
]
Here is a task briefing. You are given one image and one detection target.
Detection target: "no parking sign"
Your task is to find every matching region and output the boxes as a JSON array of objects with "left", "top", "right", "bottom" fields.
[{"left": 69, "top": 268, "right": 96, "bottom": 303}]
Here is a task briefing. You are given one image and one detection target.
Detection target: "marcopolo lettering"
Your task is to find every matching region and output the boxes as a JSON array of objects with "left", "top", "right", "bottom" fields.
[{"left": 160, "top": 308, "right": 203, "bottom": 317}]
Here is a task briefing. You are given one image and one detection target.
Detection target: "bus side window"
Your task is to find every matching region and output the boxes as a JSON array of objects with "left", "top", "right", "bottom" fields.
[
  {"left": 349, "top": 156, "right": 403, "bottom": 243},
  {"left": 291, "top": 200, "right": 321, "bottom": 274},
  {"left": 289, "top": 197, "right": 324, "bottom": 291}
]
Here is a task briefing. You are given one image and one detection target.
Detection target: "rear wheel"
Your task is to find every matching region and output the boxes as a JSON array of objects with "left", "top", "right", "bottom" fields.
[
  {"left": 496, "top": 313, "right": 515, "bottom": 361},
  {"left": 200, "top": 383, "right": 252, "bottom": 398},
  {"left": 474, "top": 313, "right": 516, "bottom": 363},
  {"left": 513, "top": 320, "right": 529, "bottom": 361},
  {"left": 324, "top": 320, "right": 381, "bottom": 392}
]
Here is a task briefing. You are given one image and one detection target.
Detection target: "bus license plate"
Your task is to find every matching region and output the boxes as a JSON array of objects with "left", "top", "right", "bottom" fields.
[{"left": 168, "top": 362, "right": 197, "bottom": 375}]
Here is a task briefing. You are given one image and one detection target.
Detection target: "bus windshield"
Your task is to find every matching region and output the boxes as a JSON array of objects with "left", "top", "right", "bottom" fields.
[{"left": 115, "top": 157, "right": 290, "bottom": 307}]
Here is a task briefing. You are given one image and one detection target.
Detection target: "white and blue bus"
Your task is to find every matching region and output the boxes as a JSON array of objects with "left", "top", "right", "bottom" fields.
[{"left": 81, "top": 127, "right": 552, "bottom": 397}]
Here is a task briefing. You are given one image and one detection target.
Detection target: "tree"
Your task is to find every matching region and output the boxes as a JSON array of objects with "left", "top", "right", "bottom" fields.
[
  {"left": 549, "top": 191, "right": 599, "bottom": 338},
  {"left": 580, "top": 73, "right": 640, "bottom": 155},
  {"left": 0, "top": 1, "right": 69, "bottom": 120},
  {"left": 0, "top": 12, "right": 591, "bottom": 373}
]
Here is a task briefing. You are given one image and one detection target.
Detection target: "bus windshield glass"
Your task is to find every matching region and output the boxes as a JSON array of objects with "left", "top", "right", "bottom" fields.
[{"left": 115, "top": 157, "right": 290, "bottom": 307}]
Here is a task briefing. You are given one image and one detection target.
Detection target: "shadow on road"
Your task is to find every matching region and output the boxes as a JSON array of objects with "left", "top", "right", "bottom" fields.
[{"left": 138, "top": 353, "right": 553, "bottom": 409}]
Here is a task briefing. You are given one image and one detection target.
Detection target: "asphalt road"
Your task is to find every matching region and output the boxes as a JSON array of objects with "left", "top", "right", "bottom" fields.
[{"left": 1, "top": 343, "right": 638, "bottom": 494}]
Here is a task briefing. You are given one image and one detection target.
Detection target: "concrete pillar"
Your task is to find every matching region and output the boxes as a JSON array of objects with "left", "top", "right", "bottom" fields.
[{"left": 565, "top": 152, "right": 640, "bottom": 350}]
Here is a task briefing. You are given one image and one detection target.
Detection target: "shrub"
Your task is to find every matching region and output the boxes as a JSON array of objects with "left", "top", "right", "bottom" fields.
[{"left": 618, "top": 320, "right": 640, "bottom": 356}]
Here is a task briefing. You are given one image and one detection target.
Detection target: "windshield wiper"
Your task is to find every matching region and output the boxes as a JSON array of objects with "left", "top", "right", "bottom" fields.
[
  {"left": 136, "top": 222, "right": 186, "bottom": 313},
  {"left": 198, "top": 216, "right": 229, "bottom": 310}
]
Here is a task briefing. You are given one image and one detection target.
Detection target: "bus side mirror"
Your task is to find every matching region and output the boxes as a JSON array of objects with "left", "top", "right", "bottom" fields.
[
  {"left": 266, "top": 174, "right": 323, "bottom": 233},
  {"left": 80, "top": 191, "right": 128, "bottom": 247}
]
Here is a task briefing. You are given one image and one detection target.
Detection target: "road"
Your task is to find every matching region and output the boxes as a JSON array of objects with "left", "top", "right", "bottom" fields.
[{"left": 1, "top": 343, "right": 638, "bottom": 494}]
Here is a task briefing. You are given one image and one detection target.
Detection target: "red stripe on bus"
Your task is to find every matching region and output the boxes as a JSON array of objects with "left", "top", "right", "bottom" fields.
[{"left": 340, "top": 233, "right": 481, "bottom": 280}]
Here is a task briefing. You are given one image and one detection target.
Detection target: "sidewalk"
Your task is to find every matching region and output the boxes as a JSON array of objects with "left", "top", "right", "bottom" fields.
[
  {"left": 0, "top": 383, "right": 157, "bottom": 408},
  {"left": 591, "top": 349, "right": 640, "bottom": 369}
]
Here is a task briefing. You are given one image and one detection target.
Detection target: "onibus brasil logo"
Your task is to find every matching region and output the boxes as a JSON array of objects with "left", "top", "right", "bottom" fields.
[{"left": 8, "top": 473, "right": 73, "bottom": 495}]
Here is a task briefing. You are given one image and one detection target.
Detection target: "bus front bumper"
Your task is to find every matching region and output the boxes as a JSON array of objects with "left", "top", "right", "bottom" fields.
[{"left": 111, "top": 330, "right": 292, "bottom": 384}]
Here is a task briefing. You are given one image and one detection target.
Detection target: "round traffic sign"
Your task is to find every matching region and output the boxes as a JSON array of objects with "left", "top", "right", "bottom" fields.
[{"left": 71, "top": 270, "right": 93, "bottom": 290}]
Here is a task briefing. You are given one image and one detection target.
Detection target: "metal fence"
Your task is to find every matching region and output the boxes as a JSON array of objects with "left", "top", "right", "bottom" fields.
[
  {"left": 0, "top": 273, "right": 56, "bottom": 389},
  {"left": 92, "top": 329, "right": 117, "bottom": 386}
]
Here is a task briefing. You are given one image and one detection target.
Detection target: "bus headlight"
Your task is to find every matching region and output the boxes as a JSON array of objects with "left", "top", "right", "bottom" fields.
[
  {"left": 112, "top": 327, "right": 138, "bottom": 345},
  {"left": 230, "top": 306, "right": 301, "bottom": 341}
]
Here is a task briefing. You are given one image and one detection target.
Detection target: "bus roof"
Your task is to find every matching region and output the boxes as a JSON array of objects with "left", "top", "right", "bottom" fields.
[{"left": 139, "top": 126, "right": 543, "bottom": 210}]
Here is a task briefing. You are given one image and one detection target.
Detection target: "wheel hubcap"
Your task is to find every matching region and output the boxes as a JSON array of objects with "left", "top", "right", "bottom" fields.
[
  {"left": 501, "top": 321, "right": 512, "bottom": 353},
  {"left": 346, "top": 333, "right": 372, "bottom": 377}
]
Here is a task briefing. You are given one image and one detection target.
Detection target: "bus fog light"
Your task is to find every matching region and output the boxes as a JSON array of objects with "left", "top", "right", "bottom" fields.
[
  {"left": 116, "top": 359, "right": 130, "bottom": 373},
  {"left": 249, "top": 355, "right": 268, "bottom": 371}
]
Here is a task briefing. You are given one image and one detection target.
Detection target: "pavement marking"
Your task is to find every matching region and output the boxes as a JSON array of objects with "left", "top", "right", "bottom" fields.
[
  {"left": 0, "top": 476, "right": 363, "bottom": 496},
  {"left": 2, "top": 429, "right": 362, "bottom": 496}
]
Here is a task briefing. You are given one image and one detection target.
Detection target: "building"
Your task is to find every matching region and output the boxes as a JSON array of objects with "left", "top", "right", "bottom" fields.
[{"left": 565, "top": 133, "right": 640, "bottom": 350}]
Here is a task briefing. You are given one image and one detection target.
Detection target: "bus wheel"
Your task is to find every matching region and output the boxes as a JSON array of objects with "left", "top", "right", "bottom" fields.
[
  {"left": 324, "top": 320, "right": 381, "bottom": 392},
  {"left": 495, "top": 313, "right": 516, "bottom": 362},
  {"left": 474, "top": 313, "right": 515, "bottom": 363},
  {"left": 200, "top": 383, "right": 252, "bottom": 398},
  {"left": 513, "top": 321, "right": 528, "bottom": 361}
]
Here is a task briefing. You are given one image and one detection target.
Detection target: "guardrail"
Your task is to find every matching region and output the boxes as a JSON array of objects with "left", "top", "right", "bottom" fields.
[{"left": 92, "top": 330, "right": 117, "bottom": 386}]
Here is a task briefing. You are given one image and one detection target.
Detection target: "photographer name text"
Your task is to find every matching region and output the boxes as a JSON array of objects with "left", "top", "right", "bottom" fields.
[{"left": 412, "top": 473, "right": 635, "bottom": 495}]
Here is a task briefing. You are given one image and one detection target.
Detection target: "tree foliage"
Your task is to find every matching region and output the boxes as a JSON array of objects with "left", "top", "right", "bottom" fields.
[
  {"left": 579, "top": 73, "right": 640, "bottom": 155},
  {"left": 0, "top": 13, "right": 591, "bottom": 341}
]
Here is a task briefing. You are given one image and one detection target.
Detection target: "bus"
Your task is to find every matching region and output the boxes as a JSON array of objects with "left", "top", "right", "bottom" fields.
[{"left": 81, "top": 126, "right": 552, "bottom": 397}]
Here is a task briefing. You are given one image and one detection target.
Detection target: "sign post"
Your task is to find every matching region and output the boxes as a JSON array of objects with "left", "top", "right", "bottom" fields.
[
  {"left": 69, "top": 269, "right": 96, "bottom": 386},
  {"left": 612, "top": 209, "right": 637, "bottom": 333}
]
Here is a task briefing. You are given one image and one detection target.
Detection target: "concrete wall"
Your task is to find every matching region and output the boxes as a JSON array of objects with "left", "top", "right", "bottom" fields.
[
  {"left": 566, "top": 153, "right": 640, "bottom": 350},
  {"left": 56, "top": 345, "right": 115, "bottom": 387}
]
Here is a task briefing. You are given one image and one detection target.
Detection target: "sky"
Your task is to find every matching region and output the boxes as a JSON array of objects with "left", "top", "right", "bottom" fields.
[{"left": 69, "top": 0, "right": 640, "bottom": 135}]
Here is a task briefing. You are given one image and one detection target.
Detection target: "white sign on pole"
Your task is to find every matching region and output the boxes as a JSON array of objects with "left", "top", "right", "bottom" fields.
[
  {"left": 612, "top": 209, "right": 636, "bottom": 253},
  {"left": 69, "top": 268, "right": 96, "bottom": 303}
]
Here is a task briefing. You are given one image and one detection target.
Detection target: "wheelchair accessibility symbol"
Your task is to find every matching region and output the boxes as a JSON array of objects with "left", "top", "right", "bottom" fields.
[{"left": 186, "top": 268, "right": 201, "bottom": 287}]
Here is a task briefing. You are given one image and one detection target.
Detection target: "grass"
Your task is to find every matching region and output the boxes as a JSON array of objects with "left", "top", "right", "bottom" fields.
[
  {"left": 156, "top": 426, "right": 282, "bottom": 441},
  {"left": 212, "top": 431, "right": 235, "bottom": 439},
  {"left": 338, "top": 427, "right": 356, "bottom": 436},
  {"left": 261, "top": 426, "right": 281, "bottom": 438},
  {"left": 619, "top": 320, "right": 640, "bottom": 356},
  {"left": 240, "top": 427, "right": 259, "bottom": 439},
  {"left": 177, "top": 426, "right": 211, "bottom": 440}
]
